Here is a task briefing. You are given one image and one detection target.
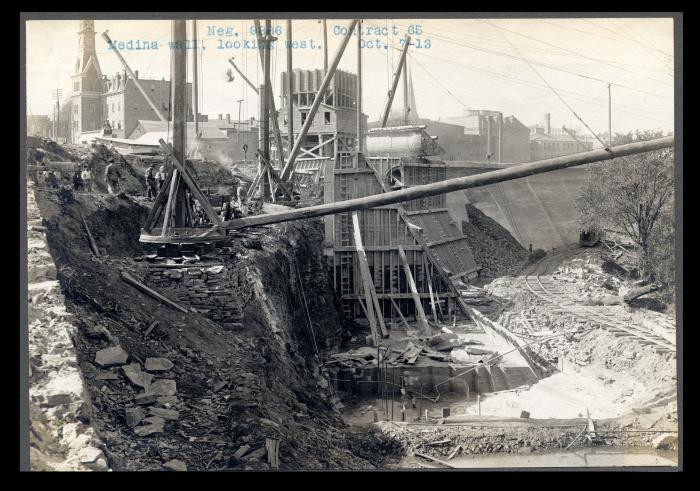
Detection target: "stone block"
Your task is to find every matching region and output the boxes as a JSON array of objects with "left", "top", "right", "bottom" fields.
[
  {"left": 145, "top": 357, "right": 174, "bottom": 372},
  {"left": 95, "top": 346, "right": 129, "bottom": 367}
]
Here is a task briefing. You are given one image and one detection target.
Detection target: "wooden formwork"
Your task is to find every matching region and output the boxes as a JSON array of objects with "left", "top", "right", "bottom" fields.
[{"left": 328, "top": 155, "right": 478, "bottom": 321}]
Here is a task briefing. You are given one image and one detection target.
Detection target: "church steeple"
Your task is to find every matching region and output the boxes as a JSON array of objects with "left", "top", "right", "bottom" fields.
[
  {"left": 71, "top": 20, "right": 103, "bottom": 142},
  {"left": 75, "top": 20, "right": 99, "bottom": 75}
]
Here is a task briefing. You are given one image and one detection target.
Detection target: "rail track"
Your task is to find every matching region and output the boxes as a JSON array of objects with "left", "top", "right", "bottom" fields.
[{"left": 523, "top": 274, "right": 676, "bottom": 354}]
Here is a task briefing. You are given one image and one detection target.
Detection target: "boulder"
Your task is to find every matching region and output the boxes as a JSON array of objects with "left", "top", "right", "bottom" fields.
[
  {"left": 122, "top": 363, "right": 154, "bottom": 389},
  {"left": 149, "top": 379, "right": 177, "bottom": 396},
  {"left": 124, "top": 407, "right": 145, "bottom": 428},
  {"left": 95, "top": 346, "right": 128, "bottom": 367},
  {"left": 145, "top": 357, "right": 174, "bottom": 372}
]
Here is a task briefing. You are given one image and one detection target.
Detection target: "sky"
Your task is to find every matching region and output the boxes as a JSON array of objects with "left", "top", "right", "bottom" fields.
[{"left": 25, "top": 17, "right": 675, "bottom": 140}]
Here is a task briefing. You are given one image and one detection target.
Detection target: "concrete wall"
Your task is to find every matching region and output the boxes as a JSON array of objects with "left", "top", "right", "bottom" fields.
[{"left": 444, "top": 164, "right": 590, "bottom": 251}]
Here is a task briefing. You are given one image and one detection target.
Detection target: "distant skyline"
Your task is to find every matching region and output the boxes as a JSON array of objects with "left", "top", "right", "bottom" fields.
[{"left": 26, "top": 17, "right": 675, "bottom": 142}]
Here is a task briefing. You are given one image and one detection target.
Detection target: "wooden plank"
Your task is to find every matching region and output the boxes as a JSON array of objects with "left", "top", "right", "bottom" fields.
[
  {"left": 79, "top": 210, "right": 100, "bottom": 256},
  {"left": 342, "top": 293, "right": 455, "bottom": 300},
  {"left": 389, "top": 297, "right": 411, "bottom": 330},
  {"left": 158, "top": 139, "right": 222, "bottom": 226},
  {"left": 426, "top": 272, "right": 438, "bottom": 323},
  {"left": 332, "top": 245, "right": 423, "bottom": 252},
  {"left": 397, "top": 245, "right": 431, "bottom": 336},
  {"left": 414, "top": 452, "right": 457, "bottom": 469},
  {"left": 161, "top": 170, "right": 180, "bottom": 235},
  {"left": 143, "top": 169, "right": 174, "bottom": 231},
  {"left": 120, "top": 271, "right": 189, "bottom": 314},
  {"left": 351, "top": 224, "right": 379, "bottom": 343},
  {"left": 352, "top": 212, "right": 388, "bottom": 339},
  {"left": 403, "top": 208, "right": 449, "bottom": 216},
  {"left": 427, "top": 235, "right": 469, "bottom": 248}
]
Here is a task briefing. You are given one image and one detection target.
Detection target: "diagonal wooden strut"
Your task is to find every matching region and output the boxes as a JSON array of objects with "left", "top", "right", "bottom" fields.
[
  {"left": 158, "top": 139, "right": 221, "bottom": 227},
  {"left": 352, "top": 212, "right": 388, "bottom": 339},
  {"left": 397, "top": 245, "right": 431, "bottom": 336}
]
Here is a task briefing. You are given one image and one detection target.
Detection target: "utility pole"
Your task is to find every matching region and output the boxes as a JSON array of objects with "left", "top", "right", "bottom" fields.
[
  {"left": 402, "top": 55, "right": 408, "bottom": 125},
  {"left": 192, "top": 19, "right": 199, "bottom": 136},
  {"left": 51, "top": 89, "right": 62, "bottom": 140},
  {"left": 322, "top": 19, "right": 328, "bottom": 71},
  {"left": 356, "top": 19, "right": 362, "bottom": 154},
  {"left": 608, "top": 83, "right": 612, "bottom": 147},
  {"left": 171, "top": 20, "right": 188, "bottom": 228},
  {"left": 287, "top": 19, "right": 294, "bottom": 152},
  {"left": 259, "top": 19, "right": 272, "bottom": 199}
]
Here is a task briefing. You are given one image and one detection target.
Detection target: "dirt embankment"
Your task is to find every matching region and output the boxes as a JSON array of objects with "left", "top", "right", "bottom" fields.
[
  {"left": 462, "top": 204, "right": 530, "bottom": 279},
  {"left": 31, "top": 185, "right": 393, "bottom": 470},
  {"left": 29, "top": 139, "right": 242, "bottom": 200}
]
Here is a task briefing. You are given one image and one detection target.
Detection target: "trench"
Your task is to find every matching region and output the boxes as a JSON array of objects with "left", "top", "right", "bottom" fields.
[{"left": 28, "top": 170, "right": 678, "bottom": 470}]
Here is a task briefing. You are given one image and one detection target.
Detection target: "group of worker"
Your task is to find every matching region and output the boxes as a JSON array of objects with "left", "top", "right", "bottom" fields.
[
  {"left": 144, "top": 164, "right": 167, "bottom": 199},
  {"left": 39, "top": 166, "right": 95, "bottom": 192}
]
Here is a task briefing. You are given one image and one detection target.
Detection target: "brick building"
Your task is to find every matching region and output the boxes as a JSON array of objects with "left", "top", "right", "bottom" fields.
[
  {"left": 70, "top": 20, "right": 192, "bottom": 143},
  {"left": 368, "top": 110, "right": 531, "bottom": 164},
  {"left": 529, "top": 113, "right": 594, "bottom": 161}
]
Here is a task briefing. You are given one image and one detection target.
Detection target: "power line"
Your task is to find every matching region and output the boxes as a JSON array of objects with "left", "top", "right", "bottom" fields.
[
  {"left": 488, "top": 21, "right": 609, "bottom": 149},
  {"left": 410, "top": 49, "right": 672, "bottom": 126},
  {"left": 409, "top": 53, "right": 469, "bottom": 109},
  {"left": 397, "top": 25, "right": 671, "bottom": 101},
  {"left": 479, "top": 20, "right": 672, "bottom": 87}
]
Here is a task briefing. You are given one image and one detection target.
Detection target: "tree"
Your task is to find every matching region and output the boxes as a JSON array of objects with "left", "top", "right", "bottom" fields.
[{"left": 575, "top": 130, "right": 675, "bottom": 283}]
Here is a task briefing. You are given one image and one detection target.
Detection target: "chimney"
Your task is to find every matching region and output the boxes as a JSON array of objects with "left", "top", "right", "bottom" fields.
[
  {"left": 218, "top": 114, "right": 223, "bottom": 120},
  {"left": 134, "top": 70, "right": 139, "bottom": 79},
  {"left": 545, "top": 113, "right": 551, "bottom": 135},
  {"left": 226, "top": 114, "right": 230, "bottom": 123}
]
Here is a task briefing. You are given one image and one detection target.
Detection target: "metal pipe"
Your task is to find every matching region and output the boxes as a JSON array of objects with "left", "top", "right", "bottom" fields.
[
  {"left": 280, "top": 19, "right": 359, "bottom": 180},
  {"left": 102, "top": 32, "right": 167, "bottom": 122},
  {"left": 380, "top": 35, "right": 411, "bottom": 128},
  {"left": 221, "top": 136, "right": 673, "bottom": 230}
]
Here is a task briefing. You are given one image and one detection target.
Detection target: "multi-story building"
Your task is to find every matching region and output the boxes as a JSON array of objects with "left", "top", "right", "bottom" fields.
[
  {"left": 369, "top": 109, "right": 531, "bottom": 164},
  {"left": 70, "top": 20, "right": 193, "bottom": 143},
  {"left": 70, "top": 20, "right": 103, "bottom": 142},
  {"left": 529, "top": 113, "right": 594, "bottom": 161}
]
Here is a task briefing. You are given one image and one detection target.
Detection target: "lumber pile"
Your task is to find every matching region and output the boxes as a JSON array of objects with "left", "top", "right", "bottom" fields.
[{"left": 458, "top": 285, "right": 493, "bottom": 306}]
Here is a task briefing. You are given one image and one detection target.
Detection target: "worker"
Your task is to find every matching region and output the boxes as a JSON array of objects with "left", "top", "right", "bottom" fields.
[
  {"left": 40, "top": 170, "right": 49, "bottom": 188},
  {"left": 529, "top": 243, "right": 533, "bottom": 255},
  {"left": 237, "top": 182, "right": 248, "bottom": 209},
  {"left": 72, "top": 169, "right": 84, "bottom": 191},
  {"left": 144, "top": 164, "right": 157, "bottom": 199},
  {"left": 81, "top": 167, "right": 93, "bottom": 192},
  {"left": 104, "top": 160, "right": 122, "bottom": 194},
  {"left": 46, "top": 171, "right": 59, "bottom": 189},
  {"left": 155, "top": 165, "right": 166, "bottom": 191}
]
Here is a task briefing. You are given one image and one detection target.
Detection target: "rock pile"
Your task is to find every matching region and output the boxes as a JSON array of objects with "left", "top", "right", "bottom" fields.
[
  {"left": 461, "top": 204, "right": 529, "bottom": 278},
  {"left": 27, "top": 180, "right": 109, "bottom": 471}
]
